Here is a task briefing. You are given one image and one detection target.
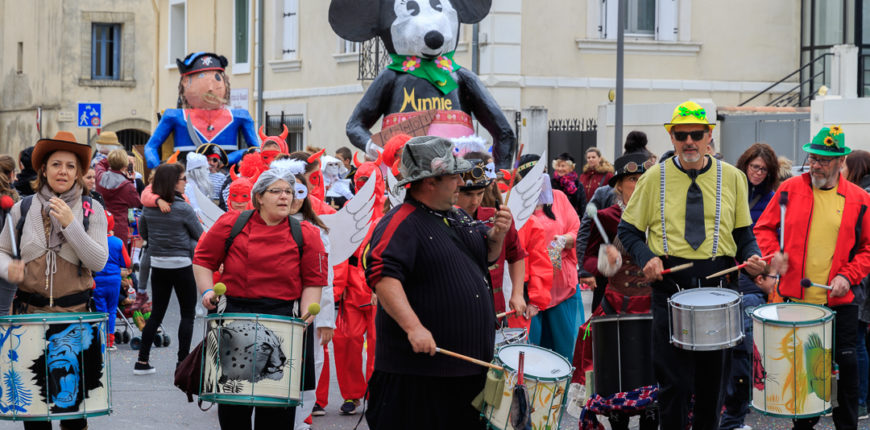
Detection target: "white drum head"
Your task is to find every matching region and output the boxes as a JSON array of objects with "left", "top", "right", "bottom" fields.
[
  {"left": 754, "top": 303, "right": 833, "bottom": 322},
  {"left": 672, "top": 288, "right": 739, "bottom": 307},
  {"left": 497, "top": 345, "right": 571, "bottom": 379}
]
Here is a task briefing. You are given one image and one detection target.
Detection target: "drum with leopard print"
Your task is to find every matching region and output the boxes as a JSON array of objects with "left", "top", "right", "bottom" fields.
[{"left": 200, "top": 313, "right": 306, "bottom": 406}]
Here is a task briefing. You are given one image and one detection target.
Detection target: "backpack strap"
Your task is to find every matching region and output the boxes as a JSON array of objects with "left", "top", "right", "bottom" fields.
[
  {"left": 851, "top": 204, "right": 867, "bottom": 262},
  {"left": 15, "top": 195, "right": 33, "bottom": 258},
  {"left": 287, "top": 216, "right": 304, "bottom": 260},
  {"left": 81, "top": 195, "right": 92, "bottom": 232},
  {"left": 225, "top": 210, "right": 255, "bottom": 255}
]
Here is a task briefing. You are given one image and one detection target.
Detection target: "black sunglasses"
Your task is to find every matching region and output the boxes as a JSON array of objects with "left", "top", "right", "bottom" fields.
[{"left": 672, "top": 130, "right": 707, "bottom": 142}]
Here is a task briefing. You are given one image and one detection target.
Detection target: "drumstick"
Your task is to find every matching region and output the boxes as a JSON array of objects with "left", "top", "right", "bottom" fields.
[
  {"left": 436, "top": 347, "right": 504, "bottom": 371},
  {"left": 801, "top": 278, "right": 834, "bottom": 291},
  {"left": 502, "top": 143, "right": 525, "bottom": 207},
  {"left": 585, "top": 203, "right": 609, "bottom": 245},
  {"left": 661, "top": 262, "right": 693, "bottom": 275},
  {"left": 495, "top": 309, "right": 516, "bottom": 319},
  {"left": 209, "top": 282, "right": 227, "bottom": 305},
  {"left": 301, "top": 303, "right": 321, "bottom": 322},
  {"left": 705, "top": 254, "right": 775, "bottom": 279}
]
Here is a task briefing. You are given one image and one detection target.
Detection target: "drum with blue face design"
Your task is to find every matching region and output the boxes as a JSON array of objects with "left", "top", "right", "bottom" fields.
[{"left": 0, "top": 312, "right": 110, "bottom": 421}]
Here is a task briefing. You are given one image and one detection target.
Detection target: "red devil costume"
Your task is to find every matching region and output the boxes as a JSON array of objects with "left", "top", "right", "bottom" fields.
[{"left": 332, "top": 162, "right": 385, "bottom": 406}]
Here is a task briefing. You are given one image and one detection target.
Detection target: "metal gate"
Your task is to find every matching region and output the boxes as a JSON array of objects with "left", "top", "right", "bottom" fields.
[
  {"left": 717, "top": 112, "right": 810, "bottom": 164},
  {"left": 548, "top": 119, "right": 597, "bottom": 168}
]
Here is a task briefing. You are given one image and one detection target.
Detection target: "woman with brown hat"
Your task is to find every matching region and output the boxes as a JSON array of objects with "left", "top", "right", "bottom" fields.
[{"left": 0, "top": 131, "right": 108, "bottom": 430}]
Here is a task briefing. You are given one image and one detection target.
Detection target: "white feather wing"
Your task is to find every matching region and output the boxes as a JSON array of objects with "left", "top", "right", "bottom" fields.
[
  {"left": 507, "top": 152, "right": 546, "bottom": 230},
  {"left": 321, "top": 174, "right": 377, "bottom": 266},
  {"left": 191, "top": 185, "right": 225, "bottom": 231}
]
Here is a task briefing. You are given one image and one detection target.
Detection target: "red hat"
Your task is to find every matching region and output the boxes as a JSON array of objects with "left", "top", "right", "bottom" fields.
[{"left": 378, "top": 134, "right": 412, "bottom": 168}]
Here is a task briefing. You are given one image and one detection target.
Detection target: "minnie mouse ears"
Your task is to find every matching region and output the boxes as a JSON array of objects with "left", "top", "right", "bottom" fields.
[{"left": 328, "top": 0, "right": 493, "bottom": 42}]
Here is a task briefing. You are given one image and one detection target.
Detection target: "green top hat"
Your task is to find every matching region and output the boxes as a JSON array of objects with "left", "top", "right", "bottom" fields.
[{"left": 803, "top": 125, "right": 850, "bottom": 157}]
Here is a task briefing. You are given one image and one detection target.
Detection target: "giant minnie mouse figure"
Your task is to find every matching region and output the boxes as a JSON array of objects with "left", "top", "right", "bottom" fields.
[
  {"left": 144, "top": 52, "right": 259, "bottom": 169},
  {"left": 329, "top": 0, "right": 516, "bottom": 168}
]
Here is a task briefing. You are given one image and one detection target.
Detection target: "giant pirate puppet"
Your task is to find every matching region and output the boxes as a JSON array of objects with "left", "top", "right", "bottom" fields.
[
  {"left": 144, "top": 52, "right": 259, "bottom": 169},
  {"left": 328, "top": 0, "right": 517, "bottom": 169}
]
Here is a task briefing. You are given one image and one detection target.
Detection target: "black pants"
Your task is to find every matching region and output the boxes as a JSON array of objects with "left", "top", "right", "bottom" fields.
[
  {"left": 216, "top": 296, "right": 315, "bottom": 430},
  {"left": 23, "top": 419, "right": 86, "bottom": 430},
  {"left": 608, "top": 409, "right": 658, "bottom": 430},
  {"left": 366, "top": 370, "right": 487, "bottom": 430},
  {"left": 793, "top": 303, "right": 859, "bottom": 430},
  {"left": 218, "top": 404, "right": 294, "bottom": 430},
  {"left": 138, "top": 266, "right": 196, "bottom": 364},
  {"left": 652, "top": 289, "right": 730, "bottom": 430}
]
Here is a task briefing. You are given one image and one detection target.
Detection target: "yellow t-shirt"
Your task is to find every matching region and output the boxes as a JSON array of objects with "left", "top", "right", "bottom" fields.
[
  {"left": 621, "top": 157, "right": 753, "bottom": 259},
  {"left": 798, "top": 186, "right": 844, "bottom": 305}
]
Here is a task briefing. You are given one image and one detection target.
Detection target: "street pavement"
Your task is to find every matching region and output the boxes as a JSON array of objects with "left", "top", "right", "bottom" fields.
[{"left": 0, "top": 293, "right": 853, "bottom": 429}]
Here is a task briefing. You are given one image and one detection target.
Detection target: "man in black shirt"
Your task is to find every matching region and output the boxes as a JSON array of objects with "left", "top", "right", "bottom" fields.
[{"left": 364, "top": 136, "right": 512, "bottom": 430}]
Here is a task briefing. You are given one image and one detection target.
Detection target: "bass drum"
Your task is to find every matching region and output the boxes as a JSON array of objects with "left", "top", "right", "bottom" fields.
[
  {"left": 0, "top": 312, "right": 110, "bottom": 421},
  {"left": 591, "top": 313, "right": 655, "bottom": 396}
]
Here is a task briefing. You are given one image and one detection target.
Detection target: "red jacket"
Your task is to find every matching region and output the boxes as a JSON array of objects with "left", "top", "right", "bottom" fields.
[{"left": 754, "top": 173, "right": 870, "bottom": 306}]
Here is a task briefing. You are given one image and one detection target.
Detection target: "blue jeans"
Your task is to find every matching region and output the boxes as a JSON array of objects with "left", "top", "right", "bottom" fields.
[
  {"left": 529, "top": 288, "right": 581, "bottom": 362},
  {"left": 859, "top": 320, "right": 868, "bottom": 407},
  {"left": 720, "top": 292, "right": 766, "bottom": 430}
]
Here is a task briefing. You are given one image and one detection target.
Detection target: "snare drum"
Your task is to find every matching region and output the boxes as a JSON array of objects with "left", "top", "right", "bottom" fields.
[
  {"left": 751, "top": 303, "right": 834, "bottom": 418},
  {"left": 200, "top": 313, "right": 306, "bottom": 407},
  {"left": 0, "top": 312, "right": 110, "bottom": 421},
  {"left": 668, "top": 287, "right": 743, "bottom": 350},
  {"left": 494, "top": 328, "right": 528, "bottom": 350},
  {"left": 591, "top": 313, "right": 655, "bottom": 396},
  {"left": 482, "top": 345, "right": 572, "bottom": 430}
]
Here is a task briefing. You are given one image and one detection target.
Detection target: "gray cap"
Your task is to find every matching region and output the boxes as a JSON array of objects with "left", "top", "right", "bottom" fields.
[{"left": 395, "top": 136, "right": 473, "bottom": 189}]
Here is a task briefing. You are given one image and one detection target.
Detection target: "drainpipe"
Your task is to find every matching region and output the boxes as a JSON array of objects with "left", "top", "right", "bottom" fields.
[
  {"left": 151, "top": 0, "right": 160, "bottom": 130},
  {"left": 471, "top": 23, "right": 479, "bottom": 75},
  {"left": 256, "top": 0, "right": 265, "bottom": 127}
]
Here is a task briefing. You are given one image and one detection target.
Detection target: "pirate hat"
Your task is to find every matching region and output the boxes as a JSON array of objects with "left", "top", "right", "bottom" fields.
[{"left": 176, "top": 52, "right": 228, "bottom": 76}]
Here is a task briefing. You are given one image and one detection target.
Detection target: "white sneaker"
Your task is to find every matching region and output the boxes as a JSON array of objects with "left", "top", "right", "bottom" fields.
[{"left": 737, "top": 425, "right": 753, "bottom": 430}]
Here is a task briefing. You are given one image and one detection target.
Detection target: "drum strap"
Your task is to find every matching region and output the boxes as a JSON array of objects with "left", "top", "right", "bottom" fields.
[{"left": 659, "top": 158, "right": 721, "bottom": 256}]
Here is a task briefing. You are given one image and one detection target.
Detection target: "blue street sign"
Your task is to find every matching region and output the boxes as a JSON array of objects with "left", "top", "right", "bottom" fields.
[{"left": 77, "top": 103, "right": 102, "bottom": 128}]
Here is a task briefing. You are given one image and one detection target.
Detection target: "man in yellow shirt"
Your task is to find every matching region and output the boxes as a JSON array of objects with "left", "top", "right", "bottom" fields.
[
  {"left": 618, "top": 101, "right": 767, "bottom": 429},
  {"left": 755, "top": 126, "right": 870, "bottom": 429}
]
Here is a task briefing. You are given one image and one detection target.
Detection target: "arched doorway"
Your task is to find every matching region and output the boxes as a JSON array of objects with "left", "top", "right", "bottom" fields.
[{"left": 116, "top": 129, "right": 151, "bottom": 180}]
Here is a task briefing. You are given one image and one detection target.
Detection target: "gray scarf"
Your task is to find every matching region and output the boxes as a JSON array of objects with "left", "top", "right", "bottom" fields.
[{"left": 36, "top": 183, "right": 83, "bottom": 252}]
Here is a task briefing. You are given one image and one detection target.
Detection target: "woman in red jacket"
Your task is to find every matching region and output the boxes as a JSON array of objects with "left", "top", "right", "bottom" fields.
[
  {"left": 579, "top": 147, "right": 614, "bottom": 202},
  {"left": 194, "top": 163, "right": 326, "bottom": 430},
  {"left": 95, "top": 149, "right": 141, "bottom": 247}
]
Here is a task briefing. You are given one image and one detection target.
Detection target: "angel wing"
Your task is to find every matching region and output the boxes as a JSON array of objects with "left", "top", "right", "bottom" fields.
[
  {"left": 385, "top": 169, "right": 405, "bottom": 207},
  {"left": 506, "top": 151, "right": 547, "bottom": 230},
  {"left": 321, "top": 173, "right": 377, "bottom": 267},
  {"left": 190, "top": 185, "right": 225, "bottom": 231}
]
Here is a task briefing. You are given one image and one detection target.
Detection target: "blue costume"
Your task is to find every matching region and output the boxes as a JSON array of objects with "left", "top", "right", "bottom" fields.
[
  {"left": 144, "top": 108, "right": 258, "bottom": 169},
  {"left": 93, "top": 235, "right": 128, "bottom": 337}
]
